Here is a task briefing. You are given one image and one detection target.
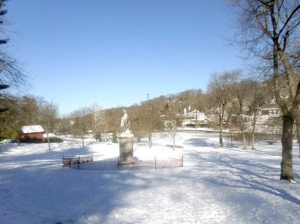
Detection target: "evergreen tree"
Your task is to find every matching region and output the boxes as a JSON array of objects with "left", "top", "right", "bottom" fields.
[
  {"left": 0, "top": 0, "right": 25, "bottom": 118},
  {"left": 0, "top": 83, "right": 9, "bottom": 113},
  {"left": 0, "top": 0, "right": 9, "bottom": 113},
  {"left": 0, "top": 0, "right": 24, "bottom": 87}
]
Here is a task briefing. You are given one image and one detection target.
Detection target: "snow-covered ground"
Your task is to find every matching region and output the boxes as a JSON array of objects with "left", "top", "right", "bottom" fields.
[{"left": 0, "top": 131, "right": 299, "bottom": 224}]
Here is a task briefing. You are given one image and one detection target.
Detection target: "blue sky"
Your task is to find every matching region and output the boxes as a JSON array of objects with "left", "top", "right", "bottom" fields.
[{"left": 6, "top": 0, "right": 244, "bottom": 115}]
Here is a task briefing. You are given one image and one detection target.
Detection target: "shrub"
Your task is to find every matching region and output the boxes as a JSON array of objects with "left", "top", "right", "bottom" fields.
[{"left": 43, "top": 137, "right": 63, "bottom": 143}]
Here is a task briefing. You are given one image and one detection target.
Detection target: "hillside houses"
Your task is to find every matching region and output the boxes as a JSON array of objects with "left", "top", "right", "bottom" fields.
[
  {"left": 259, "top": 99, "right": 281, "bottom": 116},
  {"left": 180, "top": 107, "right": 207, "bottom": 128},
  {"left": 181, "top": 98, "right": 283, "bottom": 134}
]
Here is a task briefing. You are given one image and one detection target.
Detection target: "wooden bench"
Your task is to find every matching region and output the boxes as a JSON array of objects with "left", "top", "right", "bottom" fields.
[{"left": 62, "top": 155, "right": 93, "bottom": 167}]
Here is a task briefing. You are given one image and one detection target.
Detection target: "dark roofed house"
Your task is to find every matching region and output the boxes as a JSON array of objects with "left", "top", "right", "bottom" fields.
[{"left": 19, "top": 125, "right": 45, "bottom": 143}]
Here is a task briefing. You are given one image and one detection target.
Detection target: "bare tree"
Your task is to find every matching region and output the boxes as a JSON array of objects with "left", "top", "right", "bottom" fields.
[
  {"left": 231, "top": 78, "right": 266, "bottom": 149},
  {"left": 159, "top": 96, "right": 181, "bottom": 148},
  {"left": 0, "top": 0, "right": 26, "bottom": 134},
  {"left": 208, "top": 71, "right": 238, "bottom": 148},
  {"left": 19, "top": 96, "right": 40, "bottom": 125},
  {"left": 130, "top": 99, "right": 163, "bottom": 147},
  {"left": 231, "top": 75, "right": 249, "bottom": 149},
  {"left": 104, "top": 107, "right": 123, "bottom": 134},
  {"left": 165, "top": 120, "right": 177, "bottom": 149},
  {"left": 89, "top": 104, "right": 105, "bottom": 141},
  {"left": 232, "top": 0, "right": 300, "bottom": 182},
  {"left": 295, "top": 115, "right": 300, "bottom": 157},
  {"left": 38, "top": 99, "right": 59, "bottom": 150},
  {"left": 0, "top": 0, "right": 25, "bottom": 88},
  {"left": 0, "top": 84, "right": 9, "bottom": 113},
  {"left": 247, "top": 81, "right": 270, "bottom": 149},
  {"left": 70, "top": 107, "right": 93, "bottom": 148}
]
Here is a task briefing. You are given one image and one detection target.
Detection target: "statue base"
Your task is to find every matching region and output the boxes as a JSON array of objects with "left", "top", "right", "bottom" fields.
[{"left": 118, "top": 135, "right": 134, "bottom": 165}]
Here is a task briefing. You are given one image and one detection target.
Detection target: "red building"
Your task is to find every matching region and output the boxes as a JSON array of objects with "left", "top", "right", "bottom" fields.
[{"left": 19, "top": 125, "right": 45, "bottom": 142}]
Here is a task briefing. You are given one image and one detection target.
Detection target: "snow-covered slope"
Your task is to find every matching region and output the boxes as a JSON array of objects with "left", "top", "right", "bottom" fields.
[{"left": 0, "top": 132, "right": 299, "bottom": 224}]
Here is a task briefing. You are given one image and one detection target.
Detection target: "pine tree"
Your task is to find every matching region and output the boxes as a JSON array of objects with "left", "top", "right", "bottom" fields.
[
  {"left": 0, "top": 0, "right": 24, "bottom": 87},
  {"left": 0, "top": 0, "right": 24, "bottom": 115},
  {"left": 0, "top": 83, "right": 8, "bottom": 113},
  {"left": 0, "top": 0, "right": 9, "bottom": 113}
]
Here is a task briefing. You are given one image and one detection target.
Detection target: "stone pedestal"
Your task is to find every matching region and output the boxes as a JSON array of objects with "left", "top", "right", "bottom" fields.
[{"left": 119, "top": 135, "right": 134, "bottom": 165}]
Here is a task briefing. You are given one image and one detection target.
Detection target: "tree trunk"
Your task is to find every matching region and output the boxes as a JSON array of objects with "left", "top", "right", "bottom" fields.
[
  {"left": 271, "top": 117, "right": 280, "bottom": 143},
  {"left": 219, "top": 120, "right": 223, "bottom": 148},
  {"left": 218, "top": 106, "right": 225, "bottom": 148},
  {"left": 195, "top": 109, "right": 198, "bottom": 128},
  {"left": 295, "top": 116, "right": 300, "bottom": 158},
  {"left": 148, "top": 133, "right": 152, "bottom": 148},
  {"left": 82, "top": 131, "right": 85, "bottom": 148},
  {"left": 47, "top": 132, "right": 50, "bottom": 151},
  {"left": 18, "top": 131, "right": 20, "bottom": 145},
  {"left": 280, "top": 114, "right": 295, "bottom": 182},
  {"left": 239, "top": 114, "right": 246, "bottom": 149},
  {"left": 251, "top": 110, "right": 257, "bottom": 150}
]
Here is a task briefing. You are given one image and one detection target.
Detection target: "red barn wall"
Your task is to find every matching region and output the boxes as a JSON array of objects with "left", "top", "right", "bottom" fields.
[{"left": 19, "top": 133, "right": 44, "bottom": 142}]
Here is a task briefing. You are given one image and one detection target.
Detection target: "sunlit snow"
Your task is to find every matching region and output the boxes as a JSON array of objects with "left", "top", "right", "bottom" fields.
[{"left": 0, "top": 131, "right": 299, "bottom": 224}]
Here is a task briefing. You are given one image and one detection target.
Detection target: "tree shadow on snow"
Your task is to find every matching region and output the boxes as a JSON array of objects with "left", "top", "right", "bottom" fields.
[
  {"left": 0, "top": 165, "right": 160, "bottom": 224},
  {"left": 184, "top": 138, "right": 219, "bottom": 148},
  {"left": 195, "top": 153, "right": 300, "bottom": 206}
]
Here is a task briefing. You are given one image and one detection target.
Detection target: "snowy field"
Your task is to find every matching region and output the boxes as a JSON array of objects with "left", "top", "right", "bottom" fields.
[{"left": 0, "top": 131, "right": 300, "bottom": 224}]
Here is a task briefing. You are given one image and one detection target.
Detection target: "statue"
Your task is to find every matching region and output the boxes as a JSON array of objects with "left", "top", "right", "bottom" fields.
[
  {"left": 120, "top": 109, "right": 131, "bottom": 133},
  {"left": 119, "top": 109, "right": 134, "bottom": 165}
]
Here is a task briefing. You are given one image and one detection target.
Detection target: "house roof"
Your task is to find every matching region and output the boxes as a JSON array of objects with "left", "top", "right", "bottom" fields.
[
  {"left": 20, "top": 125, "right": 44, "bottom": 134},
  {"left": 261, "top": 103, "right": 280, "bottom": 109}
]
